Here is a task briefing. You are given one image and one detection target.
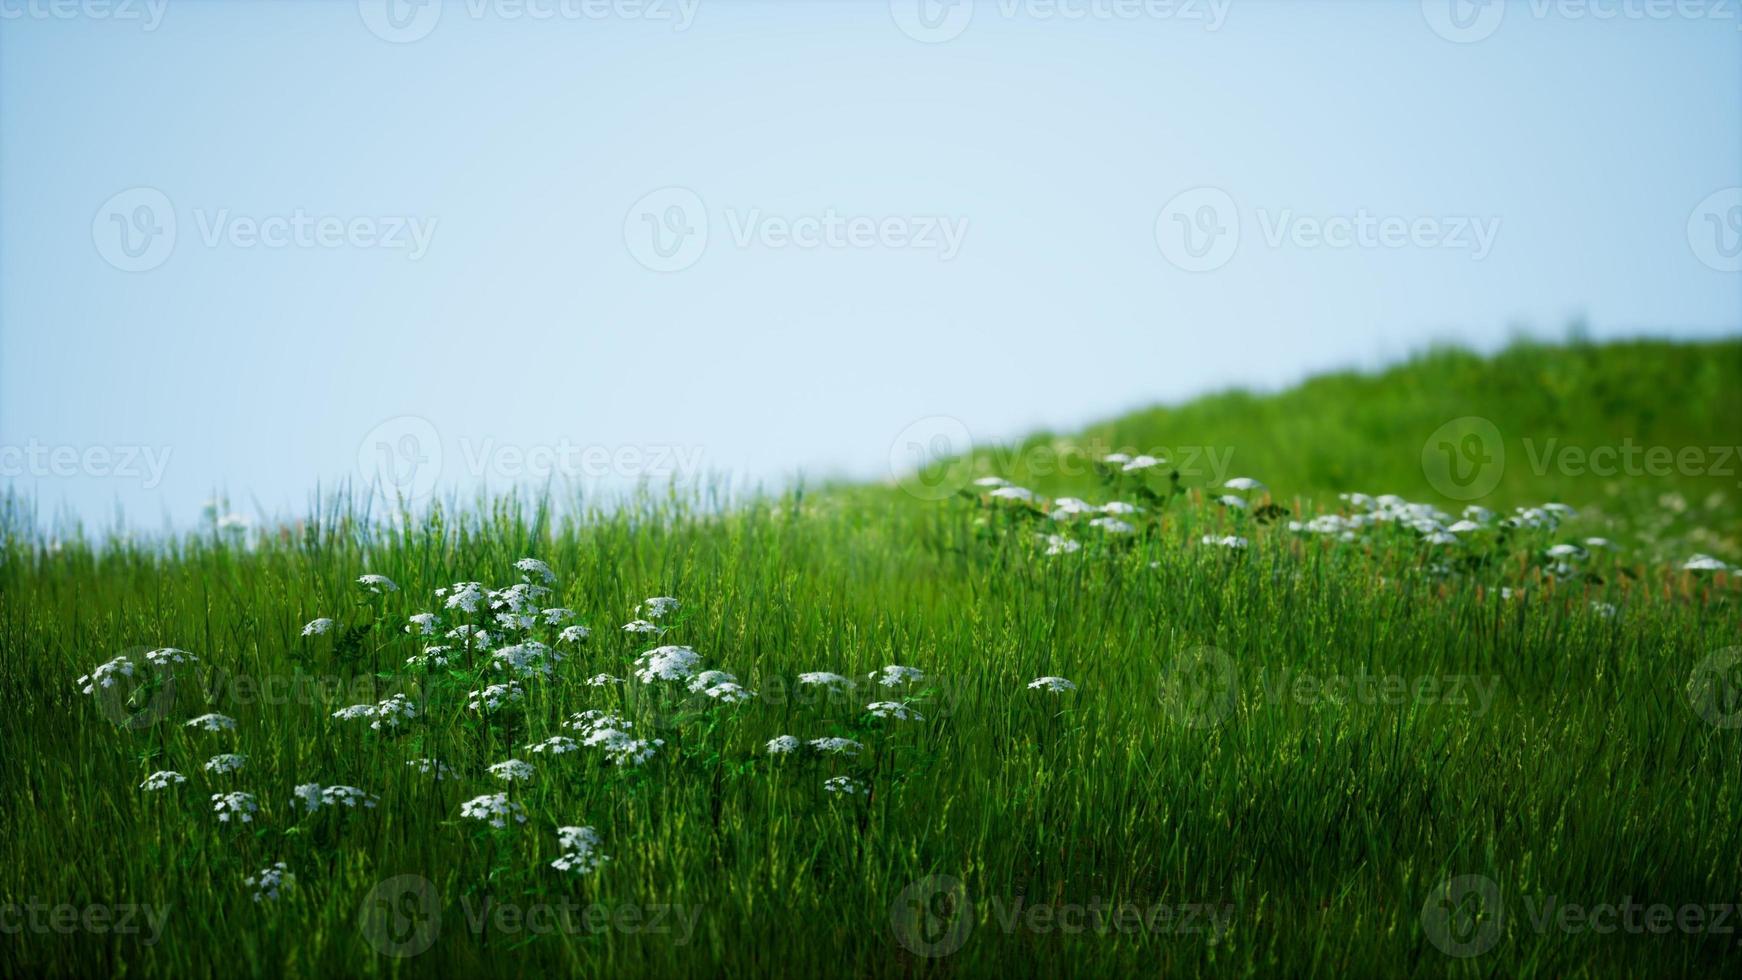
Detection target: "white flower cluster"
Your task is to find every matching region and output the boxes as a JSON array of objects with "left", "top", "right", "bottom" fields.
[
  {"left": 294, "top": 783, "right": 379, "bottom": 812},
  {"left": 140, "top": 770, "right": 186, "bottom": 792},
  {"left": 467, "top": 683, "right": 524, "bottom": 712},
  {"left": 1028, "top": 676, "right": 1077, "bottom": 693},
  {"left": 212, "top": 791, "right": 258, "bottom": 823},
  {"left": 245, "top": 862, "right": 294, "bottom": 902},
  {"left": 460, "top": 792, "right": 526, "bottom": 829},
  {"left": 145, "top": 647, "right": 197, "bottom": 667},
  {"left": 549, "top": 825, "right": 611, "bottom": 875},
  {"left": 488, "top": 759, "right": 536, "bottom": 782},
  {"left": 77, "top": 656, "right": 134, "bottom": 694},
  {"left": 185, "top": 712, "right": 237, "bottom": 732},
  {"left": 633, "top": 645, "right": 703, "bottom": 683},
  {"left": 357, "top": 574, "right": 399, "bottom": 594},
  {"left": 204, "top": 753, "right": 247, "bottom": 775}
]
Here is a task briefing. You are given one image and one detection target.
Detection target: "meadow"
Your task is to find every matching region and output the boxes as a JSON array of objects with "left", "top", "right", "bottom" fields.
[{"left": 2, "top": 337, "right": 1739, "bottom": 978}]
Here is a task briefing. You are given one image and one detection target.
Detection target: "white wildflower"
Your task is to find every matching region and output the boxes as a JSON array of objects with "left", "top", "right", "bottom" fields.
[
  {"left": 633, "top": 645, "right": 703, "bottom": 683},
  {"left": 459, "top": 793, "right": 526, "bottom": 829},
  {"left": 515, "top": 557, "right": 557, "bottom": 584},
  {"left": 139, "top": 770, "right": 186, "bottom": 792},
  {"left": 466, "top": 683, "right": 524, "bottom": 712},
  {"left": 798, "top": 671, "right": 853, "bottom": 690},
  {"left": 145, "top": 647, "right": 197, "bottom": 667},
  {"left": 989, "top": 486, "right": 1035, "bottom": 502},
  {"left": 527, "top": 735, "right": 579, "bottom": 755},
  {"left": 639, "top": 596, "right": 680, "bottom": 619},
  {"left": 558, "top": 625, "right": 592, "bottom": 645},
  {"left": 1028, "top": 676, "right": 1077, "bottom": 693},
  {"left": 245, "top": 862, "right": 294, "bottom": 902},
  {"left": 357, "top": 574, "right": 398, "bottom": 594},
  {"left": 406, "top": 758, "right": 454, "bottom": 780},
  {"left": 866, "top": 701, "right": 922, "bottom": 720},
  {"left": 808, "top": 737, "right": 862, "bottom": 755},
  {"left": 822, "top": 776, "right": 867, "bottom": 795},
  {"left": 488, "top": 759, "right": 536, "bottom": 782},
  {"left": 438, "top": 581, "right": 487, "bottom": 614},
  {"left": 584, "top": 673, "right": 620, "bottom": 687},
  {"left": 765, "top": 735, "right": 801, "bottom": 755},
  {"left": 204, "top": 753, "right": 247, "bottom": 775},
  {"left": 1088, "top": 516, "right": 1136, "bottom": 534},
  {"left": 301, "top": 618, "right": 334, "bottom": 637},
  {"left": 550, "top": 826, "right": 610, "bottom": 875},
  {"left": 868, "top": 664, "right": 924, "bottom": 688},
  {"left": 77, "top": 655, "right": 135, "bottom": 694},
  {"left": 211, "top": 791, "right": 258, "bottom": 823},
  {"left": 405, "top": 612, "right": 440, "bottom": 635},
  {"left": 622, "top": 619, "right": 662, "bottom": 634},
  {"left": 185, "top": 713, "right": 237, "bottom": 732},
  {"left": 973, "top": 476, "right": 1012, "bottom": 488},
  {"left": 1122, "top": 454, "right": 1163, "bottom": 472}
]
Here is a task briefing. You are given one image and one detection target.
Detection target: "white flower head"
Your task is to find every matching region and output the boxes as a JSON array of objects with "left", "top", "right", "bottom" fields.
[
  {"left": 460, "top": 792, "right": 527, "bottom": 829},
  {"left": 558, "top": 625, "right": 593, "bottom": 645},
  {"left": 866, "top": 701, "right": 922, "bottom": 720},
  {"left": 621, "top": 619, "right": 662, "bottom": 635},
  {"left": 687, "top": 669, "right": 738, "bottom": 693},
  {"left": 798, "top": 671, "right": 853, "bottom": 690},
  {"left": 1122, "top": 454, "right": 1164, "bottom": 472},
  {"left": 211, "top": 791, "right": 258, "bottom": 823},
  {"left": 1043, "top": 534, "right": 1081, "bottom": 556},
  {"left": 973, "top": 476, "right": 1012, "bottom": 488},
  {"left": 989, "top": 486, "right": 1035, "bottom": 502},
  {"left": 1100, "top": 501, "right": 1140, "bottom": 515},
  {"left": 357, "top": 574, "right": 398, "bottom": 594},
  {"left": 370, "top": 693, "right": 418, "bottom": 730},
  {"left": 77, "top": 655, "right": 135, "bottom": 694},
  {"left": 140, "top": 770, "right": 187, "bottom": 792},
  {"left": 527, "top": 735, "right": 579, "bottom": 755},
  {"left": 438, "top": 582, "right": 487, "bottom": 614},
  {"left": 1028, "top": 676, "right": 1076, "bottom": 693},
  {"left": 703, "top": 681, "right": 756, "bottom": 703},
  {"left": 405, "top": 612, "right": 440, "bottom": 635},
  {"left": 185, "top": 713, "right": 237, "bottom": 733},
  {"left": 515, "top": 557, "right": 557, "bottom": 584},
  {"left": 466, "top": 683, "right": 524, "bottom": 712},
  {"left": 822, "top": 775, "right": 867, "bottom": 796},
  {"left": 633, "top": 645, "right": 703, "bottom": 683},
  {"left": 1683, "top": 554, "right": 1732, "bottom": 572},
  {"left": 550, "top": 826, "right": 610, "bottom": 875},
  {"left": 765, "top": 735, "right": 801, "bottom": 755},
  {"left": 808, "top": 736, "right": 862, "bottom": 755},
  {"left": 301, "top": 618, "right": 335, "bottom": 637},
  {"left": 540, "top": 607, "right": 575, "bottom": 626},
  {"left": 204, "top": 753, "right": 247, "bottom": 775},
  {"left": 488, "top": 759, "right": 536, "bottom": 782},
  {"left": 584, "top": 673, "right": 621, "bottom": 687},
  {"left": 639, "top": 596, "right": 680, "bottom": 619},
  {"left": 867, "top": 664, "right": 924, "bottom": 688},
  {"left": 245, "top": 862, "right": 295, "bottom": 902},
  {"left": 1222, "top": 477, "right": 1265, "bottom": 492},
  {"left": 145, "top": 647, "right": 197, "bottom": 667},
  {"left": 1088, "top": 516, "right": 1135, "bottom": 534}
]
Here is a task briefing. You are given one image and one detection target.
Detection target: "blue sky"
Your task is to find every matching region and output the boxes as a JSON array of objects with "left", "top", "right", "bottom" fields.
[{"left": 2, "top": 0, "right": 1739, "bottom": 530}]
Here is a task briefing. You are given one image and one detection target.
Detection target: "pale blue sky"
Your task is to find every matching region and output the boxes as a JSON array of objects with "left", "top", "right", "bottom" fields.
[{"left": 2, "top": 0, "right": 1739, "bottom": 530}]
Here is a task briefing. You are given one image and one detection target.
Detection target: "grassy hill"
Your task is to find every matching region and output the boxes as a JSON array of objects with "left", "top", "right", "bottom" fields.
[
  {"left": 3, "top": 337, "right": 1739, "bottom": 979},
  {"left": 890, "top": 335, "right": 1742, "bottom": 565}
]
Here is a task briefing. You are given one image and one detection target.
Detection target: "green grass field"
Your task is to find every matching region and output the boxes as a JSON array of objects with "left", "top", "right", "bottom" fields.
[{"left": 3, "top": 337, "right": 1740, "bottom": 978}]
